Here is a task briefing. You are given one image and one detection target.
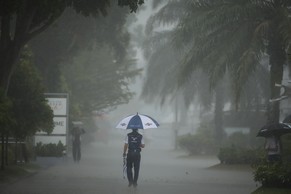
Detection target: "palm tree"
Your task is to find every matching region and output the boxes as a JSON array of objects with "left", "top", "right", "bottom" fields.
[
  {"left": 141, "top": 0, "right": 213, "bottom": 109},
  {"left": 151, "top": 0, "right": 291, "bottom": 124},
  {"left": 141, "top": 28, "right": 213, "bottom": 113},
  {"left": 142, "top": 0, "right": 273, "bottom": 144}
]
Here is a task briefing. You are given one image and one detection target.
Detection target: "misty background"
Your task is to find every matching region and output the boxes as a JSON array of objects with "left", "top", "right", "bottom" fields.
[{"left": 2, "top": 1, "right": 291, "bottom": 193}]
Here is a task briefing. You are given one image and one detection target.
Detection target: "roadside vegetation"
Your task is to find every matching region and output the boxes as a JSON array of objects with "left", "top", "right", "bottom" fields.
[
  {"left": 141, "top": 1, "right": 291, "bottom": 191},
  {"left": 0, "top": 0, "right": 291, "bottom": 192},
  {"left": 0, "top": 163, "right": 40, "bottom": 183},
  {"left": 0, "top": 0, "right": 144, "bottom": 170},
  {"left": 178, "top": 122, "right": 291, "bottom": 189},
  {"left": 252, "top": 187, "right": 291, "bottom": 194}
]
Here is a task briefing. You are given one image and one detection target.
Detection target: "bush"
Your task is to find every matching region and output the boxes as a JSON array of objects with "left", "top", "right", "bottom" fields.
[
  {"left": 0, "top": 144, "right": 15, "bottom": 163},
  {"left": 281, "top": 134, "right": 291, "bottom": 162},
  {"left": 35, "top": 141, "right": 65, "bottom": 157},
  {"left": 223, "top": 132, "right": 249, "bottom": 148},
  {"left": 217, "top": 145, "right": 264, "bottom": 165},
  {"left": 178, "top": 124, "right": 217, "bottom": 155},
  {"left": 253, "top": 134, "right": 291, "bottom": 188},
  {"left": 217, "top": 146, "right": 237, "bottom": 164},
  {"left": 254, "top": 162, "right": 291, "bottom": 188}
]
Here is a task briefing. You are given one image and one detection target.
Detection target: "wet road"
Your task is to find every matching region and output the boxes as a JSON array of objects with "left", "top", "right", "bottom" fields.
[{"left": 1, "top": 131, "right": 258, "bottom": 194}]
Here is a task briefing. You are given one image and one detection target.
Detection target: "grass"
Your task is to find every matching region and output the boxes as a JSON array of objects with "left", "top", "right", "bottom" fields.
[
  {"left": 210, "top": 164, "right": 291, "bottom": 193},
  {"left": 208, "top": 164, "right": 291, "bottom": 194},
  {"left": 252, "top": 187, "right": 291, "bottom": 194},
  {"left": 207, "top": 163, "right": 253, "bottom": 171},
  {"left": 0, "top": 163, "right": 40, "bottom": 183}
]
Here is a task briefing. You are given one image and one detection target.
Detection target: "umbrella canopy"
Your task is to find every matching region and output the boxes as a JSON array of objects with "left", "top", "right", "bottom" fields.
[
  {"left": 257, "top": 123, "right": 291, "bottom": 137},
  {"left": 116, "top": 113, "right": 159, "bottom": 129}
]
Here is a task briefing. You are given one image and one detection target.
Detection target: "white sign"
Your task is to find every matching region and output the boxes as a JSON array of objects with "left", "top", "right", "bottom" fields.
[
  {"left": 36, "top": 117, "right": 67, "bottom": 135},
  {"left": 47, "top": 98, "right": 67, "bottom": 116},
  {"left": 35, "top": 94, "right": 68, "bottom": 146},
  {"left": 224, "top": 127, "right": 250, "bottom": 136},
  {"left": 52, "top": 117, "right": 67, "bottom": 134}
]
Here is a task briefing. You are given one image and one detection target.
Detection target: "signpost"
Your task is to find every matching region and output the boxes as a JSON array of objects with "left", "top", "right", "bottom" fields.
[{"left": 35, "top": 93, "right": 69, "bottom": 147}]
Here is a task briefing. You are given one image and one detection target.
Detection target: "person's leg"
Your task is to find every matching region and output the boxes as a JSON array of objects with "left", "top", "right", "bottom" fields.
[
  {"left": 126, "top": 153, "right": 134, "bottom": 186},
  {"left": 77, "top": 143, "right": 81, "bottom": 161},
  {"left": 133, "top": 153, "right": 141, "bottom": 186},
  {"left": 72, "top": 142, "right": 76, "bottom": 162}
]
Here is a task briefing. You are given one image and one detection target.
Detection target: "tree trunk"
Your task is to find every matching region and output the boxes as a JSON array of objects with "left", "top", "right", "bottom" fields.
[
  {"left": 22, "top": 142, "right": 28, "bottom": 163},
  {"left": 267, "top": 32, "right": 286, "bottom": 124},
  {"left": 0, "top": 44, "right": 23, "bottom": 96},
  {"left": 5, "top": 134, "right": 8, "bottom": 165},
  {"left": 14, "top": 139, "right": 18, "bottom": 165},
  {"left": 174, "top": 97, "right": 179, "bottom": 150},
  {"left": 1, "top": 133, "right": 4, "bottom": 170},
  {"left": 0, "top": 9, "right": 38, "bottom": 95},
  {"left": 214, "top": 83, "right": 224, "bottom": 145}
]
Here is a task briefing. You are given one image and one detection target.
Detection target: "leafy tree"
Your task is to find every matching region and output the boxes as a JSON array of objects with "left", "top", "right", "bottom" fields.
[
  {"left": 0, "top": 0, "right": 144, "bottom": 169},
  {"left": 142, "top": 0, "right": 272, "bottom": 144},
  {"left": 62, "top": 47, "right": 141, "bottom": 119},
  {"left": 1, "top": 48, "right": 54, "bottom": 169},
  {"left": 7, "top": 48, "right": 54, "bottom": 140},
  {"left": 0, "top": 0, "right": 144, "bottom": 95},
  {"left": 28, "top": 3, "right": 141, "bottom": 119},
  {"left": 147, "top": 0, "right": 291, "bottom": 124},
  {"left": 142, "top": 29, "right": 213, "bottom": 109},
  {"left": 29, "top": 4, "right": 134, "bottom": 92},
  {"left": 141, "top": 1, "right": 215, "bottom": 114},
  {"left": 0, "top": 90, "right": 13, "bottom": 169},
  {"left": 178, "top": 0, "right": 290, "bottom": 123}
]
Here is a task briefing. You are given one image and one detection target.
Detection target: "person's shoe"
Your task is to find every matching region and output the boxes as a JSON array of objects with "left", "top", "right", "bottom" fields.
[
  {"left": 133, "top": 182, "right": 138, "bottom": 188},
  {"left": 128, "top": 182, "right": 133, "bottom": 187}
]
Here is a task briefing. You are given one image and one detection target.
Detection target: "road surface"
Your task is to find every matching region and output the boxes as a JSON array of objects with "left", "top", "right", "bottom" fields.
[{"left": 1, "top": 130, "right": 258, "bottom": 194}]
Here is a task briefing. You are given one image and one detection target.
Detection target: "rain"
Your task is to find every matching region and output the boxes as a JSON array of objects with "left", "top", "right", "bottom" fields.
[{"left": 1, "top": 0, "right": 291, "bottom": 194}]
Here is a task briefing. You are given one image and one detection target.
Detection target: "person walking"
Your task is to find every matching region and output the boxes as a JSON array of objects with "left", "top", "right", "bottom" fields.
[
  {"left": 265, "top": 135, "right": 281, "bottom": 163},
  {"left": 123, "top": 128, "right": 145, "bottom": 187},
  {"left": 72, "top": 126, "right": 85, "bottom": 163}
]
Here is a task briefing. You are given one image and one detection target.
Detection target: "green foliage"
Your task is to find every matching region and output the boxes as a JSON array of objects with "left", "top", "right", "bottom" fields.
[
  {"left": 223, "top": 132, "right": 250, "bottom": 148},
  {"left": 252, "top": 187, "right": 291, "bottom": 194},
  {"left": 30, "top": 4, "right": 133, "bottom": 92},
  {"left": 254, "top": 163, "right": 291, "bottom": 188},
  {"left": 62, "top": 46, "right": 141, "bottom": 117},
  {"left": 178, "top": 123, "right": 217, "bottom": 155},
  {"left": 118, "top": 0, "right": 144, "bottom": 12},
  {"left": 0, "top": 89, "right": 14, "bottom": 131},
  {"left": 253, "top": 134, "right": 291, "bottom": 188},
  {"left": 7, "top": 48, "right": 54, "bottom": 139},
  {"left": 218, "top": 132, "right": 264, "bottom": 164},
  {"left": 146, "top": 0, "right": 291, "bottom": 123},
  {"left": 35, "top": 141, "right": 65, "bottom": 157},
  {"left": 217, "top": 146, "right": 264, "bottom": 165},
  {"left": 0, "top": 0, "right": 144, "bottom": 97},
  {"left": 0, "top": 163, "right": 40, "bottom": 183},
  {"left": 179, "top": 126, "right": 265, "bottom": 165},
  {"left": 0, "top": 144, "right": 15, "bottom": 164},
  {"left": 30, "top": 4, "right": 141, "bottom": 118},
  {"left": 281, "top": 134, "right": 291, "bottom": 163}
]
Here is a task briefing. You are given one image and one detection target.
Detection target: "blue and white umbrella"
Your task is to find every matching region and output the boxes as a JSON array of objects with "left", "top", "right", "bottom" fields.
[{"left": 116, "top": 113, "right": 159, "bottom": 129}]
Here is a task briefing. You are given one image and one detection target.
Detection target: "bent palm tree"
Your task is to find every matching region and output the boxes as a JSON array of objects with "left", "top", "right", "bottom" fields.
[
  {"left": 142, "top": 0, "right": 274, "bottom": 144},
  {"left": 153, "top": 0, "right": 291, "bottom": 123}
]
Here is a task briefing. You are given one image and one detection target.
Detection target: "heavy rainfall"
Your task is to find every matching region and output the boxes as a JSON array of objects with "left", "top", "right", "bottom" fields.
[{"left": 0, "top": 0, "right": 291, "bottom": 194}]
